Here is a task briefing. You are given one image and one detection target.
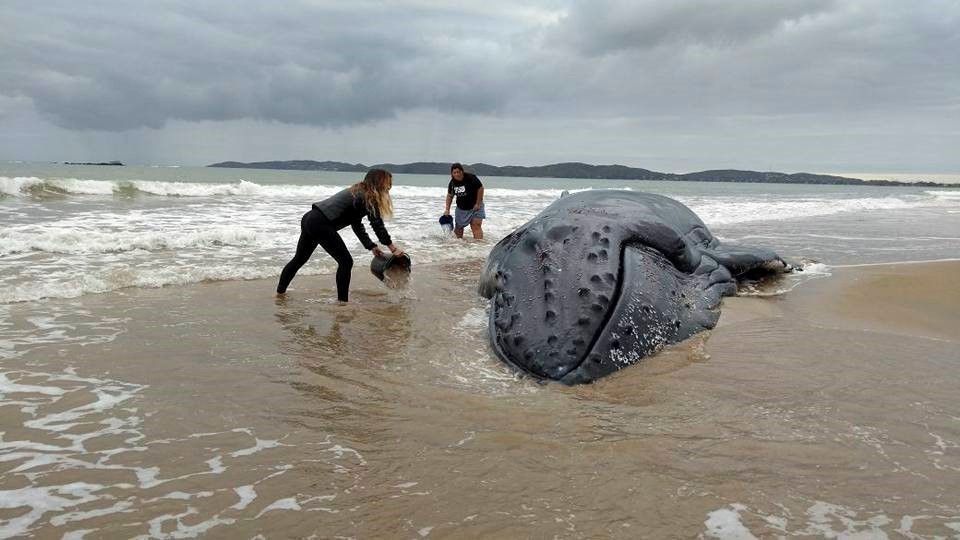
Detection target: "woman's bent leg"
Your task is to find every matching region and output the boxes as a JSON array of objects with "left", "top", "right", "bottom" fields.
[
  {"left": 316, "top": 229, "right": 353, "bottom": 302},
  {"left": 277, "top": 226, "right": 319, "bottom": 294}
]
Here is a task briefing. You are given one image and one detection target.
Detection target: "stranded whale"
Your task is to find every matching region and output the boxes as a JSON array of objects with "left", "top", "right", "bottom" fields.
[{"left": 478, "top": 190, "right": 790, "bottom": 384}]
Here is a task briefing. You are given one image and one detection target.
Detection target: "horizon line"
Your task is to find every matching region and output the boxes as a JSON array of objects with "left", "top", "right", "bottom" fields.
[{"left": 3, "top": 159, "right": 959, "bottom": 183}]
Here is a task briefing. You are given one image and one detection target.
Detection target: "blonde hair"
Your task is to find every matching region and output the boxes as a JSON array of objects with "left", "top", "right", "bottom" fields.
[{"left": 351, "top": 168, "right": 394, "bottom": 219}]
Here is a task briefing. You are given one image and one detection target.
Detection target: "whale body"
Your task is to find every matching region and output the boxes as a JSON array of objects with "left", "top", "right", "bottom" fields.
[{"left": 478, "top": 190, "right": 790, "bottom": 384}]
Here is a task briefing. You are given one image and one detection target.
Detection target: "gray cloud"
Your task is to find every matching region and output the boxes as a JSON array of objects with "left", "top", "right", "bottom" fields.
[
  {"left": 1, "top": 0, "right": 958, "bottom": 173},
  {"left": 536, "top": 0, "right": 960, "bottom": 118},
  {"left": 550, "top": 0, "right": 839, "bottom": 54},
  {"left": 1, "top": 0, "right": 535, "bottom": 130}
]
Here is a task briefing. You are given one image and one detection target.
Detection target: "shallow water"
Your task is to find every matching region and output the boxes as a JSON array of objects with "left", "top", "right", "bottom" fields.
[
  {"left": 2, "top": 164, "right": 960, "bottom": 537},
  {"left": 2, "top": 163, "right": 959, "bottom": 303},
  {"left": 1, "top": 261, "right": 959, "bottom": 537}
]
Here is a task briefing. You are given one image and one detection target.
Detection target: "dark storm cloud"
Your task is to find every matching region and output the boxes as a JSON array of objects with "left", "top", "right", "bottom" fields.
[
  {"left": 1, "top": 0, "right": 958, "bottom": 135},
  {"left": 550, "top": 0, "right": 839, "bottom": 54},
  {"left": 0, "top": 0, "right": 528, "bottom": 130},
  {"left": 538, "top": 0, "right": 960, "bottom": 118}
]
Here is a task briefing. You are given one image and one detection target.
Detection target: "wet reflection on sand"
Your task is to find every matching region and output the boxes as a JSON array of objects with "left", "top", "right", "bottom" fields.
[{"left": 1, "top": 261, "right": 959, "bottom": 537}]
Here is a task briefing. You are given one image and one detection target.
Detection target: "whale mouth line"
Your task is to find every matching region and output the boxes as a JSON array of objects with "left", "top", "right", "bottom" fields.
[{"left": 559, "top": 242, "right": 636, "bottom": 380}]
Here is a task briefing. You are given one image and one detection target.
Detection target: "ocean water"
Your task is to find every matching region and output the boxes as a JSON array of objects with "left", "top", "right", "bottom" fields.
[
  {"left": 2, "top": 163, "right": 959, "bottom": 304},
  {"left": 2, "top": 162, "right": 960, "bottom": 538}
]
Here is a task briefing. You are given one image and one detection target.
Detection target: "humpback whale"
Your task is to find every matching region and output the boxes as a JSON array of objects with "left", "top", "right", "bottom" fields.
[{"left": 478, "top": 190, "right": 790, "bottom": 384}]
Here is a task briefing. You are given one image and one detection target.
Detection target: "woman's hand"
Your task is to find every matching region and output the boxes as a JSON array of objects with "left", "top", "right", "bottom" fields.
[
  {"left": 388, "top": 244, "right": 405, "bottom": 257},
  {"left": 371, "top": 246, "right": 385, "bottom": 257}
]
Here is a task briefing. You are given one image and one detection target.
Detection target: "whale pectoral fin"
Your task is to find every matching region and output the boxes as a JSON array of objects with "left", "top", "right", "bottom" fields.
[{"left": 700, "top": 243, "right": 790, "bottom": 278}]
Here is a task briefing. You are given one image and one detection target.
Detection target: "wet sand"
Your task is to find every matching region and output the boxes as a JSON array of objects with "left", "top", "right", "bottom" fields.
[{"left": 1, "top": 261, "right": 959, "bottom": 537}]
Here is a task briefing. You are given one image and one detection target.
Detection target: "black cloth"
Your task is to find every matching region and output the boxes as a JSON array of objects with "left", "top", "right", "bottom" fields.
[
  {"left": 447, "top": 172, "right": 483, "bottom": 210},
  {"left": 276, "top": 209, "right": 354, "bottom": 300},
  {"left": 312, "top": 188, "right": 392, "bottom": 249}
]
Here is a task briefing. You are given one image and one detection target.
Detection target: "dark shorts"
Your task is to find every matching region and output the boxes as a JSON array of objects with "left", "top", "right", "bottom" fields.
[{"left": 454, "top": 203, "right": 486, "bottom": 229}]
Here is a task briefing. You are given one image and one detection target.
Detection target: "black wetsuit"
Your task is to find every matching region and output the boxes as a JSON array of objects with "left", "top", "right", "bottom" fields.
[{"left": 277, "top": 188, "right": 392, "bottom": 301}]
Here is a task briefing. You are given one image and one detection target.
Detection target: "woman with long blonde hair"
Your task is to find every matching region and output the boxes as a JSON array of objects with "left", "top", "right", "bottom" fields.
[{"left": 277, "top": 168, "right": 403, "bottom": 302}]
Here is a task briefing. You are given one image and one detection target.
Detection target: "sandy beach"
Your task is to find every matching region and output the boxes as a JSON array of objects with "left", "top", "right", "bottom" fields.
[{"left": 2, "top": 258, "right": 958, "bottom": 537}]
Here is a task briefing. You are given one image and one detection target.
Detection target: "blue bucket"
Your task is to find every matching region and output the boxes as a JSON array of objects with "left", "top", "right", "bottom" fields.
[{"left": 439, "top": 214, "right": 454, "bottom": 233}]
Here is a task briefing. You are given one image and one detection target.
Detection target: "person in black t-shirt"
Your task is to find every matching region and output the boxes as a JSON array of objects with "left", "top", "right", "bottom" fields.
[{"left": 442, "top": 162, "right": 485, "bottom": 239}]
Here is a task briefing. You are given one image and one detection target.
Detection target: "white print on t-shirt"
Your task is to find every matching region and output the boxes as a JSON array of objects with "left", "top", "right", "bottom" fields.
[{"left": 452, "top": 185, "right": 466, "bottom": 196}]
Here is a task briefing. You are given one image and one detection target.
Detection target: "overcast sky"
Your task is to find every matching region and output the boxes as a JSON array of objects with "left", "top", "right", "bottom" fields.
[{"left": 2, "top": 0, "right": 958, "bottom": 175}]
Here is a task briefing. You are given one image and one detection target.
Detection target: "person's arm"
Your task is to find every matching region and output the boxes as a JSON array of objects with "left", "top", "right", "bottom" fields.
[
  {"left": 473, "top": 187, "right": 484, "bottom": 211},
  {"left": 366, "top": 212, "right": 404, "bottom": 256},
  {"left": 350, "top": 220, "right": 376, "bottom": 251},
  {"left": 444, "top": 182, "right": 454, "bottom": 215},
  {"left": 367, "top": 211, "right": 392, "bottom": 246}
]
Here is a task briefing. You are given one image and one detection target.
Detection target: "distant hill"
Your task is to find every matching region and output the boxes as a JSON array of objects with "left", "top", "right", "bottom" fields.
[
  {"left": 208, "top": 160, "right": 361, "bottom": 172},
  {"left": 63, "top": 160, "right": 124, "bottom": 166},
  {"left": 207, "top": 160, "right": 958, "bottom": 187}
]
